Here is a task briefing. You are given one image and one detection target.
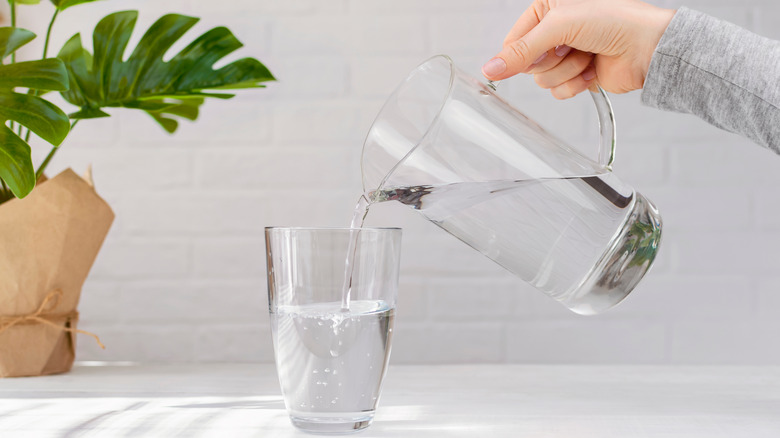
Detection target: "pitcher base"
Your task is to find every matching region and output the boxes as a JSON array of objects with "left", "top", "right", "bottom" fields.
[{"left": 562, "top": 193, "right": 662, "bottom": 315}]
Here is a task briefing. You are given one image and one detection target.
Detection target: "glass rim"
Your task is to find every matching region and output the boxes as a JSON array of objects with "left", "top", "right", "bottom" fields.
[
  {"left": 265, "top": 226, "right": 402, "bottom": 232},
  {"left": 360, "top": 54, "right": 456, "bottom": 192}
]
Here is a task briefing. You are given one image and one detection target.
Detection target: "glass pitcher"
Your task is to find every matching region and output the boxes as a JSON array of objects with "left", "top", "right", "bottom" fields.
[{"left": 361, "top": 55, "right": 661, "bottom": 315}]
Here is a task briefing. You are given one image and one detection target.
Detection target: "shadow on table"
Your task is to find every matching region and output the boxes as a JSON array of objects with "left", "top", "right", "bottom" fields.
[
  {"left": 173, "top": 400, "right": 285, "bottom": 409},
  {"left": 0, "top": 391, "right": 283, "bottom": 400}
]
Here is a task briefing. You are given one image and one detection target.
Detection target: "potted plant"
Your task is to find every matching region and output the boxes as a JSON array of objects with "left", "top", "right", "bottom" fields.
[{"left": 0, "top": 0, "right": 274, "bottom": 377}]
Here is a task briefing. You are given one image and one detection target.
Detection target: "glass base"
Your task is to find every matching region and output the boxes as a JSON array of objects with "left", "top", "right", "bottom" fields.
[{"left": 290, "top": 412, "right": 375, "bottom": 434}]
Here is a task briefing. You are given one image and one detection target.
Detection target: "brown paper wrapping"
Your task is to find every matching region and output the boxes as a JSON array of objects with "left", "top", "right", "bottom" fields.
[{"left": 0, "top": 169, "right": 114, "bottom": 377}]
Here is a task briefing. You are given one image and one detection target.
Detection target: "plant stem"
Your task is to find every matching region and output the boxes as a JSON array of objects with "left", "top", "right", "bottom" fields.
[
  {"left": 42, "top": 8, "right": 59, "bottom": 59},
  {"left": 8, "top": 3, "right": 17, "bottom": 133},
  {"left": 22, "top": 9, "right": 61, "bottom": 144},
  {"left": 36, "top": 119, "right": 78, "bottom": 181},
  {"left": 10, "top": 2, "right": 15, "bottom": 63},
  {"left": 0, "top": 178, "right": 8, "bottom": 196}
]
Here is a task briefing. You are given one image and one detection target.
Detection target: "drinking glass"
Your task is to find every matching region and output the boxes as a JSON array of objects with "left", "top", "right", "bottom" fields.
[{"left": 265, "top": 227, "right": 402, "bottom": 434}]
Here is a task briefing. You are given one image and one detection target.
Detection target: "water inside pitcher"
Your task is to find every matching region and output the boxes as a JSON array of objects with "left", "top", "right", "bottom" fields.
[{"left": 361, "top": 55, "right": 662, "bottom": 315}]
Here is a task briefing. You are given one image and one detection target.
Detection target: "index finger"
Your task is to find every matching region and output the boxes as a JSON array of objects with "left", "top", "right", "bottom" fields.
[
  {"left": 485, "top": 11, "right": 569, "bottom": 80},
  {"left": 503, "top": 0, "right": 549, "bottom": 47}
]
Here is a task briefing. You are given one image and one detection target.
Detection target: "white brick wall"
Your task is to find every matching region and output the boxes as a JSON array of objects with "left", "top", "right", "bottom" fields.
[{"left": 13, "top": 0, "right": 780, "bottom": 365}]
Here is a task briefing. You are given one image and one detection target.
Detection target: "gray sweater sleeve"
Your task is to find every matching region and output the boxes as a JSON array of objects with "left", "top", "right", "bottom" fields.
[{"left": 641, "top": 7, "right": 780, "bottom": 153}]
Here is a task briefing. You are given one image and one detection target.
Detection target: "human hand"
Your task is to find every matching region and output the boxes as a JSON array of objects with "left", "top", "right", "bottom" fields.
[{"left": 482, "top": 0, "right": 675, "bottom": 99}]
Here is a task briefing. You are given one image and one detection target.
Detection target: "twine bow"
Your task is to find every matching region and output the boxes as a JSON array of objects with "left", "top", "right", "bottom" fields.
[{"left": 0, "top": 289, "right": 105, "bottom": 349}]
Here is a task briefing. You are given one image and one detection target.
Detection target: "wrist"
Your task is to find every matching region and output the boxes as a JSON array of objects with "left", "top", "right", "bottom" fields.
[{"left": 640, "top": 8, "right": 676, "bottom": 82}]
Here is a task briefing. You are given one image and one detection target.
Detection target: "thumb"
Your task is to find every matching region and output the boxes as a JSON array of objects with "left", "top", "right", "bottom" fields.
[{"left": 483, "top": 11, "right": 570, "bottom": 80}]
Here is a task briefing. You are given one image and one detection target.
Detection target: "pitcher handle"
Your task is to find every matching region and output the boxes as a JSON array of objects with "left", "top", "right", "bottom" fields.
[
  {"left": 486, "top": 80, "right": 617, "bottom": 171},
  {"left": 590, "top": 85, "right": 617, "bottom": 171}
]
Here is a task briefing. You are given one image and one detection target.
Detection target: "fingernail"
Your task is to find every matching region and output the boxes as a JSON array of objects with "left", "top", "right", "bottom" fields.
[
  {"left": 482, "top": 58, "right": 507, "bottom": 77},
  {"left": 532, "top": 52, "right": 548, "bottom": 65},
  {"left": 554, "top": 45, "right": 571, "bottom": 57},
  {"left": 582, "top": 66, "right": 597, "bottom": 81}
]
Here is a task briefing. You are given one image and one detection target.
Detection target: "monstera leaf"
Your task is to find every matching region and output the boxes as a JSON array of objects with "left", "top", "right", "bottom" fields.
[
  {"left": 58, "top": 11, "right": 275, "bottom": 133},
  {"left": 0, "top": 27, "right": 70, "bottom": 198}
]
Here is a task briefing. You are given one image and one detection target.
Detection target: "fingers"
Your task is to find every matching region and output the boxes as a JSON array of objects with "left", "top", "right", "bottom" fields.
[
  {"left": 533, "top": 49, "right": 593, "bottom": 89},
  {"left": 550, "top": 64, "right": 597, "bottom": 100},
  {"left": 525, "top": 44, "right": 573, "bottom": 74},
  {"left": 483, "top": 9, "right": 569, "bottom": 80}
]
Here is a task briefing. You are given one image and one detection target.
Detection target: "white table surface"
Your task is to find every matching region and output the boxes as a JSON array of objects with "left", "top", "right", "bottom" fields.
[{"left": 0, "top": 363, "right": 778, "bottom": 437}]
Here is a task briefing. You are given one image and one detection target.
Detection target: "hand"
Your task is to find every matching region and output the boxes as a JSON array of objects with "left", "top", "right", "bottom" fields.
[{"left": 482, "top": 0, "right": 675, "bottom": 99}]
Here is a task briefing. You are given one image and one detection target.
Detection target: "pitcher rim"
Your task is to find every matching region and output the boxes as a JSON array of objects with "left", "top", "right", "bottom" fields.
[{"left": 360, "top": 54, "right": 456, "bottom": 192}]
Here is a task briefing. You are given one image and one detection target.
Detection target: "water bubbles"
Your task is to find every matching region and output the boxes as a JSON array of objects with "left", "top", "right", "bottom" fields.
[
  {"left": 324, "top": 368, "right": 331, "bottom": 373},
  {"left": 312, "top": 369, "right": 319, "bottom": 374}
]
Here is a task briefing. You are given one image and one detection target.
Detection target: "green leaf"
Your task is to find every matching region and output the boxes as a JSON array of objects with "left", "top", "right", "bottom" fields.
[
  {"left": 132, "top": 96, "right": 203, "bottom": 133},
  {"left": 0, "top": 27, "right": 71, "bottom": 198},
  {"left": 143, "top": 97, "right": 204, "bottom": 133},
  {"left": 0, "top": 27, "right": 35, "bottom": 60},
  {"left": 50, "top": 0, "right": 103, "bottom": 11},
  {"left": 147, "top": 112, "right": 178, "bottom": 134},
  {"left": 58, "top": 33, "right": 95, "bottom": 109},
  {"left": 0, "top": 92, "right": 70, "bottom": 145},
  {"left": 58, "top": 11, "right": 275, "bottom": 132},
  {"left": 0, "top": 125, "right": 34, "bottom": 198},
  {"left": 0, "top": 59, "right": 70, "bottom": 90}
]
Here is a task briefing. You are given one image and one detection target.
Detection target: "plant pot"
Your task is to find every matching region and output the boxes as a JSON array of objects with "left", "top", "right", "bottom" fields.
[{"left": 0, "top": 169, "right": 114, "bottom": 377}]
